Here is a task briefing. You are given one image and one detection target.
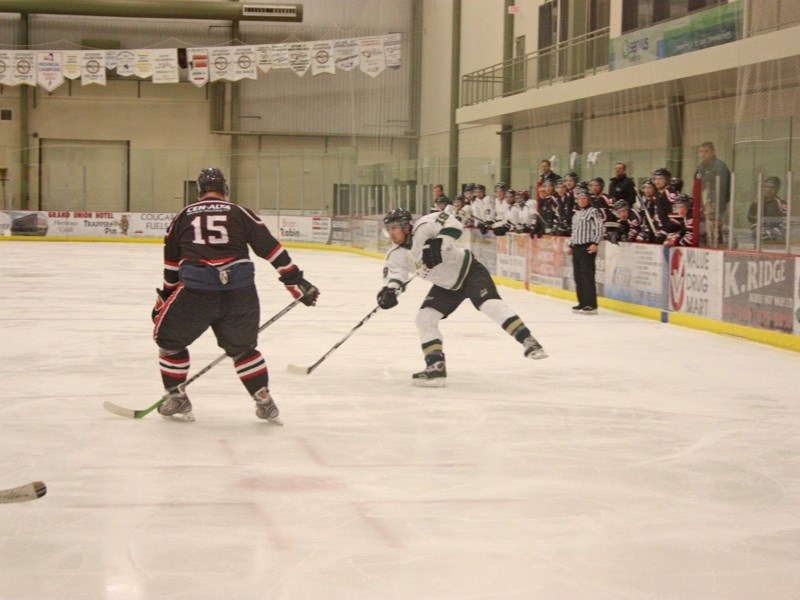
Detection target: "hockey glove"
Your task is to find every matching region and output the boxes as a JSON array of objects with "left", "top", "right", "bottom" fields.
[
  {"left": 422, "top": 237, "right": 443, "bottom": 269},
  {"left": 280, "top": 270, "right": 320, "bottom": 306},
  {"left": 531, "top": 216, "right": 545, "bottom": 239},
  {"left": 151, "top": 288, "right": 172, "bottom": 322},
  {"left": 376, "top": 286, "right": 399, "bottom": 310}
]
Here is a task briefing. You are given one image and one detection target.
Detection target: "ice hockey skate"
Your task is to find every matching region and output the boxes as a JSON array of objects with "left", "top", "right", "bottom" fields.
[
  {"left": 254, "top": 387, "right": 283, "bottom": 425},
  {"left": 412, "top": 360, "right": 447, "bottom": 387},
  {"left": 523, "top": 336, "right": 548, "bottom": 360},
  {"left": 157, "top": 389, "right": 195, "bottom": 422}
]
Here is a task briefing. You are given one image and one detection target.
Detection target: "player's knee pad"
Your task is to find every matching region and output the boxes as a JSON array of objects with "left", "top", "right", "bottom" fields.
[{"left": 415, "top": 307, "right": 443, "bottom": 340}]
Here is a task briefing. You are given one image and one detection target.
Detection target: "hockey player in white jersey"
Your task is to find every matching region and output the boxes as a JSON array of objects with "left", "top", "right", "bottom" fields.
[{"left": 376, "top": 207, "right": 548, "bottom": 387}]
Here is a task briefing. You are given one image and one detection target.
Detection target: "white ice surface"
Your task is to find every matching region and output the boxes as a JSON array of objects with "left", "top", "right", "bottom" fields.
[{"left": 0, "top": 241, "right": 799, "bottom": 600}]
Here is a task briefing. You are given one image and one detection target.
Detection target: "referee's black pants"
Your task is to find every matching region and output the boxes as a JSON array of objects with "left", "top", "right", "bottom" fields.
[{"left": 572, "top": 244, "right": 597, "bottom": 309}]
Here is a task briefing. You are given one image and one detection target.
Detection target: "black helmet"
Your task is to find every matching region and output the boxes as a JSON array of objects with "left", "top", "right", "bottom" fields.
[
  {"left": 474, "top": 183, "right": 486, "bottom": 192},
  {"left": 383, "top": 208, "right": 413, "bottom": 230},
  {"left": 669, "top": 177, "right": 684, "bottom": 192},
  {"left": 652, "top": 168, "right": 672, "bottom": 180},
  {"left": 589, "top": 177, "right": 605, "bottom": 189},
  {"left": 574, "top": 185, "right": 590, "bottom": 199},
  {"left": 464, "top": 184, "right": 475, "bottom": 192},
  {"left": 197, "top": 167, "right": 229, "bottom": 197},
  {"left": 672, "top": 194, "right": 692, "bottom": 207},
  {"left": 641, "top": 178, "right": 655, "bottom": 190},
  {"left": 455, "top": 194, "right": 465, "bottom": 202},
  {"left": 612, "top": 199, "right": 629, "bottom": 212},
  {"left": 564, "top": 172, "right": 579, "bottom": 182},
  {"left": 494, "top": 182, "right": 507, "bottom": 190}
]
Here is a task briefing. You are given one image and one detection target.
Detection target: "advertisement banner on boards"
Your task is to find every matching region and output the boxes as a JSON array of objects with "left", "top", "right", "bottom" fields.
[
  {"left": 495, "top": 233, "right": 527, "bottom": 281},
  {"left": 528, "top": 235, "right": 568, "bottom": 288},
  {"left": 722, "top": 253, "right": 794, "bottom": 332},
  {"left": 604, "top": 242, "right": 667, "bottom": 309},
  {"left": 667, "top": 247, "right": 723, "bottom": 319}
]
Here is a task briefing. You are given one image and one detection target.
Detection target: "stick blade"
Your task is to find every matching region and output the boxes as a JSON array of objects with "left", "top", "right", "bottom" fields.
[
  {"left": 102, "top": 401, "right": 137, "bottom": 419},
  {"left": 286, "top": 364, "right": 311, "bottom": 375},
  {"left": 0, "top": 481, "right": 47, "bottom": 504}
]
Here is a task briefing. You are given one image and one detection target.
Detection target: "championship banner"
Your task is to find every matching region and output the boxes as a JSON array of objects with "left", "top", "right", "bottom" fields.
[
  {"left": 270, "top": 44, "right": 290, "bottom": 69},
  {"left": 81, "top": 51, "right": 106, "bottom": 86},
  {"left": 0, "top": 51, "right": 13, "bottom": 86},
  {"left": 358, "top": 37, "right": 386, "bottom": 78},
  {"left": 36, "top": 51, "right": 64, "bottom": 92},
  {"left": 334, "top": 39, "right": 359, "bottom": 71},
  {"left": 288, "top": 43, "right": 311, "bottom": 77},
  {"left": 255, "top": 45, "right": 273, "bottom": 74},
  {"left": 114, "top": 50, "right": 136, "bottom": 77},
  {"left": 384, "top": 33, "right": 402, "bottom": 69},
  {"left": 668, "top": 247, "right": 723, "bottom": 319},
  {"left": 187, "top": 48, "right": 209, "bottom": 87},
  {"left": 231, "top": 46, "right": 257, "bottom": 81},
  {"left": 151, "top": 48, "right": 179, "bottom": 84},
  {"left": 133, "top": 50, "right": 154, "bottom": 79},
  {"left": 104, "top": 49, "right": 118, "bottom": 71},
  {"left": 209, "top": 47, "right": 234, "bottom": 82},
  {"left": 310, "top": 41, "right": 335, "bottom": 76},
  {"left": 722, "top": 253, "right": 794, "bottom": 332},
  {"left": 12, "top": 51, "right": 36, "bottom": 86}
]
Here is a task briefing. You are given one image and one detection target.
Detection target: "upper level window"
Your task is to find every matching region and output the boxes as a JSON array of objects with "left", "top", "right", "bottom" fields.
[{"left": 622, "top": 0, "right": 725, "bottom": 32}]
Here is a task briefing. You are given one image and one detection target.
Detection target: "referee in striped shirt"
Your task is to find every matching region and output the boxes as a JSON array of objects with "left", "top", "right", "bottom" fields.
[{"left": 568, "top": 184, "right": 604, "bottom": 314}]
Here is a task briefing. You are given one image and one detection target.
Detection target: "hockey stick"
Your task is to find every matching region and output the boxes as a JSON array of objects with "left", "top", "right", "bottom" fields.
[
  {"left": 0, "top": 481, "right": 47, "bottom": 504},
  {"left": 287, "top": 278, "right": 416, "bottom": 375},
  {"left": 103, "top": 298, "right": 302, "bottom": 419}
]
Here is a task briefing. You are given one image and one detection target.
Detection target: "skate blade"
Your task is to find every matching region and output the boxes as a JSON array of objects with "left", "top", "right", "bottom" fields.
[
  {"left": 160, "top": 411, "right": 196, "bottom": 422},
  {"left": 526, "top": 349, "right": 549, "bottom": 360},
  {"left": 267, "top": 415, "right": 284, "bottom": 426},
  {"left": 412, "top": 379, "right": 447, "bottom": 388}
]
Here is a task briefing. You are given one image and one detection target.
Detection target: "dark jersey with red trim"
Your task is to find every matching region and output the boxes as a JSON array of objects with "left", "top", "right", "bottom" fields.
[{"left": 161, "top": 198, "right": 298, "bottom": 292}]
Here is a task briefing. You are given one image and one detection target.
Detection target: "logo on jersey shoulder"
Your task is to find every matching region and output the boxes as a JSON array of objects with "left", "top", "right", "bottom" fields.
[
  {"left": 187, "top": 203, "right": 232, "bottom": 214},
  {"left": 480, "top": 287, "right": 488, "bottom": 297}
]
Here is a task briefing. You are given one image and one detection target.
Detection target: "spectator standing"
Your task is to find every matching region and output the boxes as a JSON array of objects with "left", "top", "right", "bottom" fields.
[
  {"left": 747, "top": 176, "right": 787, "bottom": 242},
  {"left": 608, "top": 162, "right": 636, "bottom": 208},
  {"left": 538, "top": 159, "right": 561, "bottom": 187}
]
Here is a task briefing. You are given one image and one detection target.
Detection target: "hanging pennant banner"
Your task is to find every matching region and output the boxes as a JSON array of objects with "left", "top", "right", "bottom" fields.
[
  {"left": 187, "top": 48, "right": 209, "bottom": 87},
  {"left": 256, "top": 45, "right": 273, "bottom": 74},
  {"left": 152, "top": 48, "right": 179, "bottom": 83},
  {"left": 62, "top": 51, "right": 82, "bottom": 80},
  {"left": 209, "top": 46, "right": 234, "bottom": 81},
  {"left": 0, "top": 51, "right": 13, "bottom": 86},
  {"left": 384, "top": 33, "right": 402, "bottom": 69},
  {"left": 134, "top": 50, "right": 153, "bottom": 79},
  {"left": 36, "top": 51, "right": 64, "bottom": 92},
  {"left": 81, "top": 51, "right": 106, "bottom": 86},
  {"left": 310, "top": 41, "right": 334, "bottom": 76},
  {"left": 270, "top": 44, "right": 290, "bottom": 69},
  {"left": 231, "top": 46, "right": 257, "bottom": 81},
  {"left": 288, "top": 43, "right": 310, "bottom": 77},
  {"left": 6, "top": 34, "right": 402, "bottom": 92},
  {"left": 334, "top": 39, "right": 359, "bottom": 72},
  {"left": 358, "top": 37, "right": 386, "bottom": 78},
  {"left": 115, "top": 50, "right": 136, "bottom": 76},
  {"left": 104, "top": 49, "right": 118, "bottom": 71},
  {"left": 12, "top": 51, "right": 37, "bottom": 86}
]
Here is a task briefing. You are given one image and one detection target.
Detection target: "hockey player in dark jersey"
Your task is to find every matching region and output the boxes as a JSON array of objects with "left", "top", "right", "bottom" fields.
[
  {"left": 663, "top": 194, "right": 695, "bottom": 247},
  {"left": 152, "top": 167, "right": 319, "bottom": 422},
  {"left": 377, "top": 207, "right": 547, "bottom": 386}
]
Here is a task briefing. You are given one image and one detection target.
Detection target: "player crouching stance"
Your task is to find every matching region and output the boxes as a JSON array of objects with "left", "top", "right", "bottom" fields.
[
  {"left": 378, "top": 208, "right": 547, "bottom": 387},
  {"left": 152, "top": 168, "right": 319, "bottom": 422}
]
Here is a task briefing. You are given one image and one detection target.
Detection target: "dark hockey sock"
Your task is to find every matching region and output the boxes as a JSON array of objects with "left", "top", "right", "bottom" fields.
[
  {"left": 234, "top": 350, "right": 269, "bottom": 396},
  {"left": 159, "top": 349, "right": 190, "bottom": 391},
  {"left": 421, "top": 339, "right": 445, "bottom": 365},
  {"left": 502, "top": 316, "right": 532, "bottom": 343}
]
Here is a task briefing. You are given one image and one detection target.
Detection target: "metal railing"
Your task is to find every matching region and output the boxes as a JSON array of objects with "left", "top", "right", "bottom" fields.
[{"left": 461, "top": 28, "right": 610, "bottom": 107}]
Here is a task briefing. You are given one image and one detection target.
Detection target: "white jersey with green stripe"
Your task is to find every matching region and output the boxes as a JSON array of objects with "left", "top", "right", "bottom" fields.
[{"left": 383, "top": 210, "right": 473, "bottom": 291}]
